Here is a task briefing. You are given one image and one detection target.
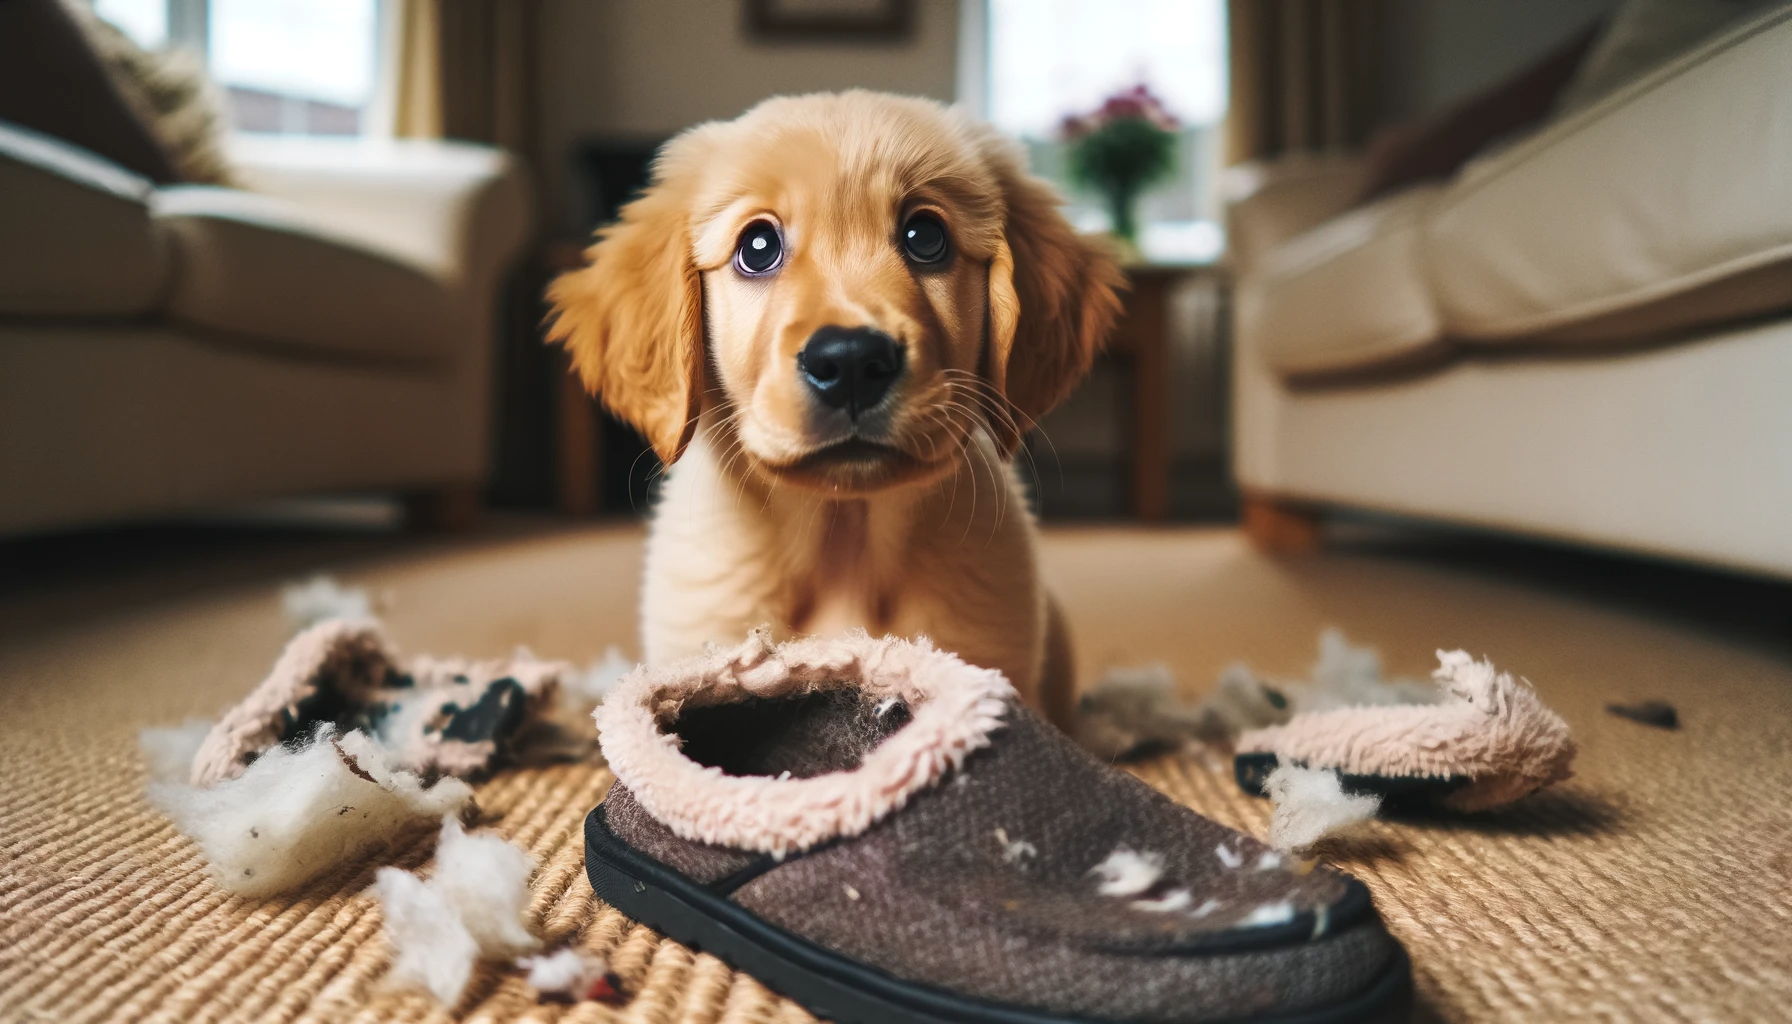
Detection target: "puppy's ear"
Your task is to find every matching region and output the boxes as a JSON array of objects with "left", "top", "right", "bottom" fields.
[
  {"left": 546, "top": 145, "right": 706, "bottom": 465},
  {"left": 982, "top": 139, "right": 1125, "bottom": 456}
]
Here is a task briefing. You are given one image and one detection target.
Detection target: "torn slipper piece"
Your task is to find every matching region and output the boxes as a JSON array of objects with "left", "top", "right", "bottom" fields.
[
  {"left": 1236, "top": 650, "right": 1576, "bottom": 813},
  {"left": 590, "top": 630, "right": 1410, "bottom": 1023},
  {"left": 191, "top": 619, "right": 573, "bottom": 786}
]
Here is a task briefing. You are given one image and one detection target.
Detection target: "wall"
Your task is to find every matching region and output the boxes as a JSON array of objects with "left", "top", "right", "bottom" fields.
[
  {"left": 535, "top": 0, "right": 961, "bottom": 233},
  {"left": 1377, "top": 0, "right": 1620, "bottom": 121}
]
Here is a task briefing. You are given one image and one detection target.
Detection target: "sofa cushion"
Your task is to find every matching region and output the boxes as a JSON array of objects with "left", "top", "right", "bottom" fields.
[
  {"left": 1427, "top": 4, "right": 1792, "bottom": 345},
  {"left": 154, "top": 187, "right": 458, "bottom": 365},
  {"left": 1246, "top": 185, "right": 1444, "bottom": 377},
  {"left": 0, "top": 120, "right": 170, "bottom": 316}
]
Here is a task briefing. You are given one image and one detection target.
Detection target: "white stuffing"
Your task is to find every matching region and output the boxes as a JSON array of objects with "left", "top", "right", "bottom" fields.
[
  {"left": 1076, "top": 663, "right": 1286, "bottom": 760},
  {"left": 1131, "top": 888, "right": 1193, "bottom": 913},
  {"left": 376, "top": 865, "right": 480, "bottom": 1005},
  {"left": 519, "top": 948, "right": 610, "bottom": 1000},
  {"left": 139, "top": 718, "right": 214, "bottom": 783},
  {"left": 1074, "top": 630, "right": 1442, "bottom": 760},
  {"left": 1214, "top": 843, "right": 1243, "bottom": 869},
  {"left": 874, "top": 696, "right": 901, "bottom": 717},
  {"left": 1283, "top": 629, "right": 1440, "bottom": 712},
  {"left": 147, "top": 727, "right": 473, "bottom": 897},
  {"left": 1190, "top": 898, "right": 1222, "bottom": 919},
  {"left": 994, "top": 828, "right": 1037, "bottom": 865},
  {"left": 281, "top": 575, "right": 374, "bottom": 629},
  {"left": 1256, "top": 851, "right": 1285, "bottom": 871},
  {"left": 1264, "top": 763, "right": 1381, "bottom": 853},
  {"left": 1090, "top": 848, "right": 1164, "bottom": 896},
  {"left": 1239, "top": 901, "right": 1296, "bottom": 927},
  {"left": 430, "top": 817, "right": 539, "bottom": 956},
  {"left": 376, "top": 816, "right": 541, "bottom": 1005},
  {"left": 560, "top": 646, "right": 635, "bottom": 713}
]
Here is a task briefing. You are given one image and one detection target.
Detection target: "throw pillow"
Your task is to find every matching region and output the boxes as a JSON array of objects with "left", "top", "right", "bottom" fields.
[
  {"left": 67, "top": 3, "right": 237, "bottom": 186},
  {"left": 1555, "top": 0, "right": 1789, "bottom": 113},
  {"left": 1357, "top": 22, "right": 1602, "bottom": 204},
  {"left": 0, "top": 0, "right": 182, "bottom": 182}
]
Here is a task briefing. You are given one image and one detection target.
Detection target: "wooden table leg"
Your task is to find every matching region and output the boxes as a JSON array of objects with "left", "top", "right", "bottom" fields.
[
  {"left": 1128, "top": 273, "right": 1171, "bottom": 521},
  {"left": 557, "top": 360, "right": 601, "bottom": 516}
]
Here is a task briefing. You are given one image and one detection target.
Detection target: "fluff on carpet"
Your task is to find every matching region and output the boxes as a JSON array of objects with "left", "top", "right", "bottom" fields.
[{"left": 375, "top": 816, "right": 539, "bottom": 1005}]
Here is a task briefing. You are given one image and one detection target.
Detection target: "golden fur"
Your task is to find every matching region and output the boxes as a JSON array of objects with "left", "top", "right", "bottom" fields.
[{"left": 548, "top": 91, "right": 1122, "bottom": 724}]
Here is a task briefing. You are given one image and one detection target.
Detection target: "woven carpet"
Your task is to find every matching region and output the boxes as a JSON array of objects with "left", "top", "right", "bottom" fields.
[{"left": 2, "top": 522, "right": 1789, "bottom": 1022}]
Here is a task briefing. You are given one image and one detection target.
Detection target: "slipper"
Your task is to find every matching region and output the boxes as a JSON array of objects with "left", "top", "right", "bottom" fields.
[{"left": 587, "top": 631, "right": 1410, "bottom": 1023}]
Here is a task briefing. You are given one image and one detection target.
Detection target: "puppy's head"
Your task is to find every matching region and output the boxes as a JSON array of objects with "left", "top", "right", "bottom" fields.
[{"left": 548, "top": 91, "right": 1122, "bottom": 495}]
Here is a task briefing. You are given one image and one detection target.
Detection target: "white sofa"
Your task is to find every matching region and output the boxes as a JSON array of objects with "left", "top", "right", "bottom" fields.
[
  {"left": 1228, "top": 6, "right": 1792, "bottom": 580},
  {"left": 0, "top": 124, "right": 531, "bottom": 536}
]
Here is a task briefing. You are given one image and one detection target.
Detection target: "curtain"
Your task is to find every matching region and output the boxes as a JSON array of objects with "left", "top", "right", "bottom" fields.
[
  {"left": 391, "top": 0, "right": 537, "bottom": 153},
  {"left": 1224, "top": 0, "right": 1385, "bottom": 164}
]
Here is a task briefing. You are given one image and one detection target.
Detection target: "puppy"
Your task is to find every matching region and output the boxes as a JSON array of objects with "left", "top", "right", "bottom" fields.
[{"left": 548, "top": 91, "right": 1122, "bottom": 726}]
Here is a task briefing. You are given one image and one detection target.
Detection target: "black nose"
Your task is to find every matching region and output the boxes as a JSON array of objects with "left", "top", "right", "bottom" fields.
[{"left": 797, "top": 326, "right": 905, "bottom": 419}]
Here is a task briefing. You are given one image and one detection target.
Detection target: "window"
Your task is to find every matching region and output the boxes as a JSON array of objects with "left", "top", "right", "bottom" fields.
[
  {"left": 93, "top": 0, "right": 167, "bottom": 48},
  {"left": 91, "top": 0, "right": 388, "bottom": 137},
  {"left": 979, "top": 0, "right": 1229, "bottom": 262}
]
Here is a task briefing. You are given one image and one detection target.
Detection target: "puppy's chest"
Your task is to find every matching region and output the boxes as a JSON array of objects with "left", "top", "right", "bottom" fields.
[{"left": 788, "top": 569, "right": 957, "bottom": 643}]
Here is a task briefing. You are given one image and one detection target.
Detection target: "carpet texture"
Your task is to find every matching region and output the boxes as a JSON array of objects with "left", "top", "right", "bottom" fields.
[{"left": 2, "top": 523, "right": 1789, "bottom": 1022}]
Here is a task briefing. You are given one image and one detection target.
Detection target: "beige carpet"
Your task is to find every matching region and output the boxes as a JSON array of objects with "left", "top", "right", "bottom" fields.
[{"left": 2, "top": 522, "right": 1790, "bottom": 1022}]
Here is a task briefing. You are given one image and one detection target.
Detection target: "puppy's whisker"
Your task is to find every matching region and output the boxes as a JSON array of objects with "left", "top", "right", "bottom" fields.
[{"left": 938, "top": 370, "right": 1061, "bottom": 501}]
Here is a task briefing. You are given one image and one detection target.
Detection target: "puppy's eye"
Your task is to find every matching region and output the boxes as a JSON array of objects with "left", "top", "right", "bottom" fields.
[
  {"left": 735, "top": 221, "right": 783, "bottom": 275},
  {"left": 901, "top": 213, "right": 948, "bottom": 264}
]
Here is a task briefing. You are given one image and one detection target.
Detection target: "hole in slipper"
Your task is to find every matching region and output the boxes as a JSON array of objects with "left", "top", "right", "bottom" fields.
[{"left": 672, "top": 691, "right": 913, "bottom": 779}]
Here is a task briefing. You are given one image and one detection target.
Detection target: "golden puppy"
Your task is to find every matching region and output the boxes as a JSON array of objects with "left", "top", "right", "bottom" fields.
[{"left": 548, "top": 91, "right": 1121, "bottom": 725}]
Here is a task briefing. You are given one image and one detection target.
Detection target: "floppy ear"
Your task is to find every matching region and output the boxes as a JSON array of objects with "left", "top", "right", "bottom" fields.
[
  {"left": 546, "top": 157, "right": 704, "bottom": 465},
  {"left": 982, "top": 137, "right": 1118, "bottom": 457},
  {"left": 982, "top": 141, "right": 1126, "bottom": 456}
]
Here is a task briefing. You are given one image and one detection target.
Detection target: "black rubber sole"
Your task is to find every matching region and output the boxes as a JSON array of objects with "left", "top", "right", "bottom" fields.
[{"left": 585, "top": 806, "right": 1412, "bottom": 1024}]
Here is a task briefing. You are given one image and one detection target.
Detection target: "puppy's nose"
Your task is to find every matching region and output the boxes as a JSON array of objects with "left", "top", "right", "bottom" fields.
[{"left": 797, "top": 326, "right": 904, "bottom": 418}]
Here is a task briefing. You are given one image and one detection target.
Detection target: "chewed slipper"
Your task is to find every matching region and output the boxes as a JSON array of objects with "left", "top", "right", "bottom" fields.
[
  {"left": 191, "top": 619, "right": 570, "bottom": 786},
  {"left": 1234, "top": 650, "right": 1577, "bottom": 812},
  {"left": 587, "top": 630, "right": 1410, "bottom": 1023}
]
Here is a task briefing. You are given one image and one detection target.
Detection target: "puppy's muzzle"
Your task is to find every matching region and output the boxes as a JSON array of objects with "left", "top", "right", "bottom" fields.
[{"left": 797, "top": 326, "right": 904, "bottom": 420}]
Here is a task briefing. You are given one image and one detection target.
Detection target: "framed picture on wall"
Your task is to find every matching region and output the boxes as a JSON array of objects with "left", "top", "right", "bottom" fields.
[{"left": 744, "top": 0, "right": 915, "bottom": 42}]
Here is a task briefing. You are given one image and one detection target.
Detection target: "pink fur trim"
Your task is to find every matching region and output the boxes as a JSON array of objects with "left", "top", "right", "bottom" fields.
[
  {"left": 596, "top": 629, "right": 1014, "bottom": 855},
  {"left": 1237, "top": 650, "right": 1576, "bottom": 811}
]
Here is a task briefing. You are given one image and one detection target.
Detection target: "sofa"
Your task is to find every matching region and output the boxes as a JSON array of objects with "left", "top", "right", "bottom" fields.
[
  {"left": 1227, "top": 5, "right": 1792, "bottom": 580},
  {"left": 0, "top": 123, "right": 531, "bottom": 536}
]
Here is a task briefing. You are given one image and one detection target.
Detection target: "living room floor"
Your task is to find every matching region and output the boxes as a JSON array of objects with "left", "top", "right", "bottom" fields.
[{"left": 2, "top": 518, "right": 1788, "bottom": 1023}]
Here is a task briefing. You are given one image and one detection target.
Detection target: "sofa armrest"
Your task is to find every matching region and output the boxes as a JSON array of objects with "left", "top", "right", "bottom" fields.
[
  {"left": 223, "top": 135, "right": 532, "bottom": 294},
  {"left": 0, "top": 119, "right": 170, "bottom": 315},
  {"left": 1223, "top": 154, "right": 1367, "bottom": 281}
]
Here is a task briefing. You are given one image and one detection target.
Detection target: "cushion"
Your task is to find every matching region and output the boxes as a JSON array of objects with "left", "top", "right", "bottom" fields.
[
  {"left": 1427, "top": 4, "right": 1792, "bottom": 343},
  {"left": 0, "top": 0, "right": 180, "bottom": 184},
  {"left": 154, "top": 187, "right": 458, "bottom": 366},
  {"left": 1358, "top": 22, "right": 1600, "bottom": 205},
  {"left": 0, "top": 119, "right": 170, "bottom": 316},
  {"left": 68, "top": 3, "right": 236, "bottom": 186},
  {"left": 1555, "top": 0, "right": 1786, "bottom": 112},
  {"left": 1245, "top": 185, "right": 1444, "bottom": 377}
]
